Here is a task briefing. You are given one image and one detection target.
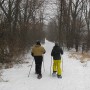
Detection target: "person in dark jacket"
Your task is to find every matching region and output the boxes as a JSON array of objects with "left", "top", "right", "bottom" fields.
[
  {"left": 31, "top": 40, "right": 46, "bottom": 79},
  {"left": 51, "top": 42, "right": 63, "bottom": 78}
]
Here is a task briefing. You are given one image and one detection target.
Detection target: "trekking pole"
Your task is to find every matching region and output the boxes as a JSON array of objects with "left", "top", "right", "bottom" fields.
[
  {"left": 50, "top": 56, "right": 53, "bottom": 76},
  {"left": 28, "top": 59, "right": 34, "bottom": 77},
  {"left": 43, "top": 55, "right": 45, "bottom": 72}
]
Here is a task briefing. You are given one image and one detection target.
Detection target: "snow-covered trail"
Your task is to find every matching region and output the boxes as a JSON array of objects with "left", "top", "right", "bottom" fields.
[
  {"left": 43, "top": 40, "right": 90, "bottom": 90},
  {"left": 0, "top": 40, "right": 90, "bottom": 90}
]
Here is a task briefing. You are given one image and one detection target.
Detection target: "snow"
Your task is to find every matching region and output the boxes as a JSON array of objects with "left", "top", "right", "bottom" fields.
[{"left": 0, "top": 40, "right": 90, "bottom": 90}]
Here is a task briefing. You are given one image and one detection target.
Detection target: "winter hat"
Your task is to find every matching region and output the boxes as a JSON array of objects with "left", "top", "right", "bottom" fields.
[
  {"left": 55, "top": 42, "right": 59, "bottom": 46},
  {"left": 36, "top": 40, "right": 41, "bottom": 45}
]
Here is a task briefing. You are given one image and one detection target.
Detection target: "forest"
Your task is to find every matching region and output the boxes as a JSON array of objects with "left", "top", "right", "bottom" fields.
[
  {"left": 0, "top": 0, "right": 45, "bottom": 65},
  {"left": 0, "top": 0, "right": 90, "bottom": 66}
]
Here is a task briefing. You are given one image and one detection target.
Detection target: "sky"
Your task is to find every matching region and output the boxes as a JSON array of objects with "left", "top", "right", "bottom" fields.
[
  {"left": 0, "top": 39, "right": 90, "bottom": 90},
  {"left": 43, "top": 0, "right": 57, "bottom": 24}
]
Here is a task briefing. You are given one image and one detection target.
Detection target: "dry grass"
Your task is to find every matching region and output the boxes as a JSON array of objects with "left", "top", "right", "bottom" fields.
[{"left": 69, "top": 51, "right": 90, "bottom": 63}]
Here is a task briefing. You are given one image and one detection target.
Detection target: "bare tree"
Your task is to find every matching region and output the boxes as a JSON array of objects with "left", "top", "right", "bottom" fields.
[
  {"left": 0, "top": 0, "right": 46, "bottom": 64},
  {"left": 46, "top": 0, "right": 90, "bottom": 52},
  {"left": 83, "top": 0, "right": 90, "bottom": 51}
]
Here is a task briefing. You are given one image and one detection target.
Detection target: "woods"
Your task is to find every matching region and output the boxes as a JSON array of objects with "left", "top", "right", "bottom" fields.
[
  {"left": 0, "top": 0, "right": 45, "bottom": 64},
  {"left": 46, "top": 0, "right": 90, "bottom": 52},
  {"left": 0, "top": 0, "right": 90, "bottom": 66}
]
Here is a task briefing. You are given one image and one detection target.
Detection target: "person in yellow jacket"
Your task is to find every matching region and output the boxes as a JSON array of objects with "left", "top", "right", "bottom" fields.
[
  {"left": 51, "top": 42, "right": 63, "bottom": 78},
  {"left": 31, "top": 40, "right": 46, "bottom": 79}
]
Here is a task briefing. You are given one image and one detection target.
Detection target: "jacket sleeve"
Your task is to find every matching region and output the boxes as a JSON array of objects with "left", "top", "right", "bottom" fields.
[
  {"left": 60, "top": 48, "right": 63, "bottom": 55},
  {"left": 43, "top": 47, "right": 46, "bottom": 54},
  {"left": 51, "top": 49, "right": 54, "bottom": 56},
  {"left": 31, "top": 47, "right": 34, "bottom": 56}
]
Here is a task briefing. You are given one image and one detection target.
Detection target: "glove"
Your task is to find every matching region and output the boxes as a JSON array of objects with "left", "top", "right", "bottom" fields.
[{"left": 31, "top": 52, "right": 34, "bottom": 57}]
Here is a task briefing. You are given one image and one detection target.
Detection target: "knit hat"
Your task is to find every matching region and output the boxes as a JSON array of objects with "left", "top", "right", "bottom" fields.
[
  {"left": 55, "top": 42, "right": 59, "bottom": 46},
  {"left": 36, "top": 40, "right": 41, "bottom": 45}
]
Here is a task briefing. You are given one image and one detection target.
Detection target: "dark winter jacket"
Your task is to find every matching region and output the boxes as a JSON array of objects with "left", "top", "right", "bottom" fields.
[{"left": 51, "top": 45, "right": 63, "bottom": 60}]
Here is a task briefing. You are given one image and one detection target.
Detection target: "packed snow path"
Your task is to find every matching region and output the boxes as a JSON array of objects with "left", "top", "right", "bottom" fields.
[{"left": 0, "top": 40, "right": 90, "bottom": 90}]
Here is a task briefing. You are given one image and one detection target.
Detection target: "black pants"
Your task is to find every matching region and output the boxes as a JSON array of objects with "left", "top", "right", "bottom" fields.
[{"left": 34, "top": 56, "right": 43, "bottom": 75}]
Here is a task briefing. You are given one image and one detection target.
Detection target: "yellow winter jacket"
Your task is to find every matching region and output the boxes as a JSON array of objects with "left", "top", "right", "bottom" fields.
[{"left": 31, "top": 45, "right": 46, "bottom": 56}]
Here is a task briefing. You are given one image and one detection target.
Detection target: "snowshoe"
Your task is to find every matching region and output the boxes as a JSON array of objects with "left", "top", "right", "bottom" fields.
[{"left": 37, "top": 74, "right": 42, "bottom": 79}]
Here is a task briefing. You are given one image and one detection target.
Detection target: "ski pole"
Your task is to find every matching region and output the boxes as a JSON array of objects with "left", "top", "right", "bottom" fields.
[
  {"left": 43, "top": 55, "right": 45, "bottom": 72},
  {"left": 50, "top": 56, "right": 53, "bottom": 76},
  {"left": 28, "top": 59, "right": 34, "bottom": 77}
]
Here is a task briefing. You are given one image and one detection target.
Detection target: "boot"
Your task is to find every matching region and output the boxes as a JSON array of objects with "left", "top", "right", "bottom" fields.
[
  {"left": 57, "top": 75, "right": 62, "bottom": 78},
  {"left": 52, "top": 71, "right": 57, "bottom": 77},
  {"left": 37, "top": 74, "right": 42, "bottom": 79}
]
